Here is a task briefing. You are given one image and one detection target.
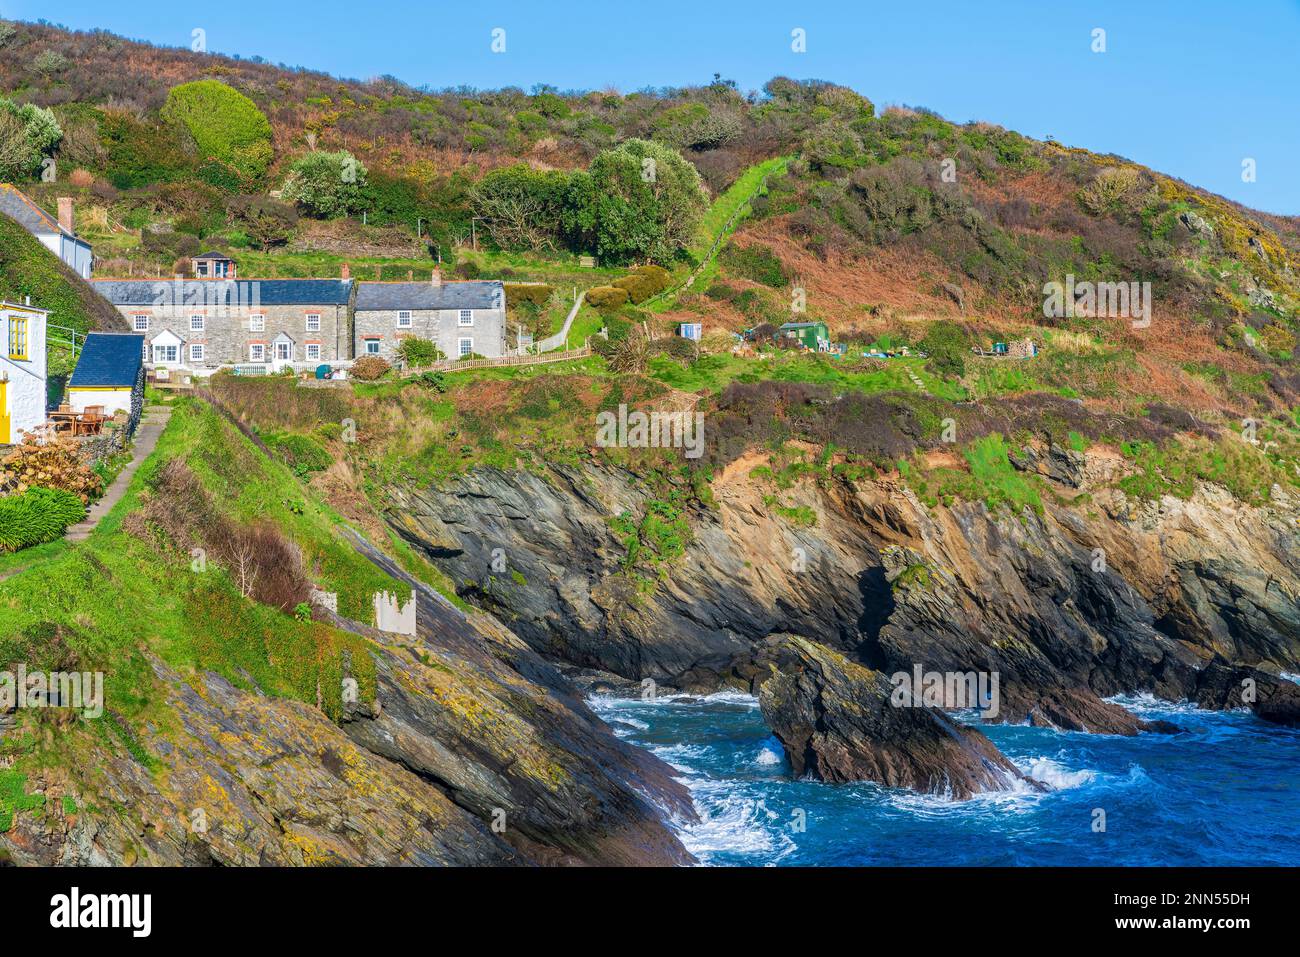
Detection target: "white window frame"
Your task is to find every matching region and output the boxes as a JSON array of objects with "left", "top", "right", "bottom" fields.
[
  {"left": 275, "top": 341, "right": 293, "bottom": 362},
  {"left": 305, "top": 343, "right": 321, "bottom": 361},
  {"left": 132, "top": 314, "right": 150, "bottom": 332},
  {"left": 458, "top": 337, "right": 473, "bottom": 358},
  {"left": 306, "top": 313, "right": 321, "bottom": 332},
  {"left": 153, "top": 344, "right": 179, "bottom": 364},
  {"left": 458, "top": 309, "right": 473, "bottom": 327},
  {"left": 397, "top": 310, "right": 412, "bottom": 328},
  {"left": 189, "top": 343, "right": 205, "bottom": 363},
  {"left": 190, "top": 314, "right": 204, "bottom": 332},
  {"left": 249, "top": 314, "right": 265, "bottom": 332},
  {"left": 364, "top": 339, "right": 381, "bottom": 355},
  {"left": 142, "top": 341, "right": 149, "bottom": 362},
  {"left": 249, "top": 343, "right": 265, "bottom": 362}
]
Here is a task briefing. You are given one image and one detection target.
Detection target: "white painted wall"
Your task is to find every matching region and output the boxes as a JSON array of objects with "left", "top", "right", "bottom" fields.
[
  {"left": 0, "top": 304, "right": 49, "bottom": 443},
  {"left": 68, "top": 387, "right": 132, "bottom": 416}
]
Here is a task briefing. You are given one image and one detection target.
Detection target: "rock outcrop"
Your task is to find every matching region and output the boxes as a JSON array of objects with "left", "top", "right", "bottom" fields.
[
  {"left": 755, "top": 636, "right": 1035, "bottom": 798},
  {"left": 384, "top": 450, "right": 1300, "bottom": 733}
]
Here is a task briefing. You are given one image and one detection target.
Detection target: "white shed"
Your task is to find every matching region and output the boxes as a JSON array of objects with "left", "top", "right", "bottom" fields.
[{"left": 0, "top": 301, "right": 49, "bottom": 444}]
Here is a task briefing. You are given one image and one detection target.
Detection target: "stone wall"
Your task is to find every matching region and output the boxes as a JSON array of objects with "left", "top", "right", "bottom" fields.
[{"left": 354, "top": 307, "right": 508, "bottom": 361}]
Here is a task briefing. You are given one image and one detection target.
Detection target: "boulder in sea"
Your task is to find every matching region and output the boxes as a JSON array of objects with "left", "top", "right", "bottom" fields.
[{"left": 755, "top": 636, "right": 1041, "bottom": 799}]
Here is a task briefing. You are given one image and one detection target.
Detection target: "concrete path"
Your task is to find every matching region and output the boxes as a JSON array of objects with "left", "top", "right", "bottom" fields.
[
  {"left": 532, "top": 292, "right": 586, "bottom": 353},
  {"left": 65, "top": 406, "right": 171, "bottom": 543}
]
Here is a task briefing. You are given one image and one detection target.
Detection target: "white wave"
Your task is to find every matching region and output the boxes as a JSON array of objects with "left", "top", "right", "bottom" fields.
[
  {"left": 754, "top": 747, "right": 782, "bottom": 766},
  {"left": 1282, "top": 672, "right": 1300, "bottom": 685},
  {"left": 1105, "top": 692, "right": 1207, "bottom": 716},
  {"left": 1022, "top": 756, "right": 1096, "bottom": 790},
  {"left": 673, "top": 783, "right": 796, "bottom": 863}
]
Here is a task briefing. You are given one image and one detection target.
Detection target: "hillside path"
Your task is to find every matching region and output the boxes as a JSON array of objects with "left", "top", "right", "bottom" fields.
[
  {"left": 65, "top": 406, "right": 171, "bottom": 543},
  {"left": 533, "top": 292, "right": 586, "bottom": 353}
]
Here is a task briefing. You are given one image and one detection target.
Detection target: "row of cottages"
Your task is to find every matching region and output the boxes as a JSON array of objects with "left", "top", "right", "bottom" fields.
[
  {"left": 0, "top": 300, "right": 49, "bottom": 443},
  {"left": 90, "top": 264, "right": 507, "bottom": 374},
  {"left": 0, "top": 185, "right": 94, "bottom": 279}
]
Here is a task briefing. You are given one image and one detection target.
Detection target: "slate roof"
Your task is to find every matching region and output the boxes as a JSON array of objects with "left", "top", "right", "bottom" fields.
[
  {"left": 355, "top": 280, "right": 504, "bottom": 312},
  {"left": 0, "top": 183, "right": 80, "bottom": 240},
  {"left": 69, "top": 332, "right": 145, "bottom": 388},
  {"left": 195, "top": 251, "right": 234, "bottom": 261},
  {"left": 90, "top": 278, "right": 353, "bottom": 306}
]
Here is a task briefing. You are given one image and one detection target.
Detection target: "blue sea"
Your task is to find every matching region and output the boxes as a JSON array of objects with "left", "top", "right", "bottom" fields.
[{"left": 589, "top": 684, "right": 1300, "bottom": 866}]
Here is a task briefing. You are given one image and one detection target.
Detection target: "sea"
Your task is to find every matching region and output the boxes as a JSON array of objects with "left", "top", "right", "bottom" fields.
[{"left": 588, "top": 681, "right": 1300, "bottom": 866}]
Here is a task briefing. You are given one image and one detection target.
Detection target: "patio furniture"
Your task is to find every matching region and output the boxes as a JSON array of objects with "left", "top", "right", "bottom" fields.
[
  {"left": 76, "top": 405, "right": 106, "bottom": 436},
  {"left": 49, "top": 409, "right": 78, "bottom": 434}
]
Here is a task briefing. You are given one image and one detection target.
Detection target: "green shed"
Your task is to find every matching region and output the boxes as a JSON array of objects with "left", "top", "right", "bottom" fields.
[{"left": 779, "top": 321, "right": 831, "bottom": 352}]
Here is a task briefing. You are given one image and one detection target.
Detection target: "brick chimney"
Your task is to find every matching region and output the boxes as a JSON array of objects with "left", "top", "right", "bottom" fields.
[
  {"left": 57, "top": 196, "right": 74, "bottom": 234},
  {"left": 430, "top": 268, "right": 442, "bottom": 287},
  {"left": 340, "top": 262, "right": 351, "bottom": 280}
]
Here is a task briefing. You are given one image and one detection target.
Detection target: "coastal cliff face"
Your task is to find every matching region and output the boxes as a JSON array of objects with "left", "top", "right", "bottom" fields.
[{"left": 382, "top": 445, "right": 1300, "bottom": 738}]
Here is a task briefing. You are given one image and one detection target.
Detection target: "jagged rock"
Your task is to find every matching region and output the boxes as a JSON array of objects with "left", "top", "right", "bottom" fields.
[
  {"left": 754, "top": 636, "right": 1036, "bottom": 798},
  {"left": 1178, "top": 210, "right": 1214, "bottom": 238},
  {"left": 1255, "top": 681, "right": 1300, "bottom": 727}
]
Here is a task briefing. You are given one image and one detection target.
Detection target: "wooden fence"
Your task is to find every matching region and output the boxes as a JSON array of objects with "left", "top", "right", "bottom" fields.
[{"left": 398, "top": 344, "right": 592, "bottom": 377}]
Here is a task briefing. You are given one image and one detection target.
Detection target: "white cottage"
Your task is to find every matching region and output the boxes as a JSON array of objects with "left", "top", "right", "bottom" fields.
[
  {"left": 0, "top": 301, "right": 49, "bottom": 444},
  {"left": 0, "top": 186, "right": 94, "bottom": 279}
]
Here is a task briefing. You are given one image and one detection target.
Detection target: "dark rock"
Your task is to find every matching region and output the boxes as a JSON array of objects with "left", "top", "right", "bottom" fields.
[{"left": 754, "top": 636, "right": 1038, "bottom": 798}]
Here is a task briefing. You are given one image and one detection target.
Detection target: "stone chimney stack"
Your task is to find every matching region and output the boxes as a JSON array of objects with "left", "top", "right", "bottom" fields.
[
  {"left": 57, "top": 197, "right": 74, "bottom": 234},
  {"left": 430, "top": 268, "right": 442, "bottom": 287},
  {"left": 341, "top": 262, "right": 351, "bottom": 280}
]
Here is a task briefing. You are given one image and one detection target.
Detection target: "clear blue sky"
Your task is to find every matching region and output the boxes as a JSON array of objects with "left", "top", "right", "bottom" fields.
[{"left": 7, "top": 0, "right": 1298, "bottom": 213}]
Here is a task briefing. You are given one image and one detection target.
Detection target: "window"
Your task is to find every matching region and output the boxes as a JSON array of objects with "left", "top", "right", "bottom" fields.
[
  {"left": 364, "top": 339, "right": 381, "bottom": 355},
  {"left": 190, "top": 314, "right": 204, "bottom": 332},
  {"left": 249, "top": 343, "right": 265, "bottom": 362},
  {"left": 306, "top": 343, "right": 321, "bottom": 361},
  {"left": 195, "top": 261, "right": 209, "bottom": 277},
  {"left": 275, "top": 341, "right": 293, "bottom": 361},
  {"left": 142, "top": 342, "right": 149, "bottom": 362},
  {"left": 397, "top": 310, "right": 412, "bottom": 328},
  {"left": 306, "top": 313, "right": 321, "bottom": 332},
  {"left": 189, "top": 343, "right": 205, "bottom": 363},
  {"left": 458, "top": 309, "right": 473, "bottom": 327},
  {"left": 458, "top": 337, "right": 473, "bottom": 358},
  {"left": 153, "top": 344, "right": 179, "bottom": 364},
  {"left": 249, "top": 314, "right": 265, "bottom": 332},
  {"left": 8, "top": 317, "right": 28, "bottom": 359},
  {"left": 133, "top": 314, "right": 150, "bottom": 332}
]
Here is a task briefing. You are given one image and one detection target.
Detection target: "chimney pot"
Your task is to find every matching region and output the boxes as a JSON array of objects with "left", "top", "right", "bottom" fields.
[
  {"left": 431, "top": 268, "right": 442, "bottom": 287},
  {"left": 57, "top": 196, "right": 74, "bottom": 234},
  {"left": 341, "top": 262, "right": 351, "bottom": 280}
]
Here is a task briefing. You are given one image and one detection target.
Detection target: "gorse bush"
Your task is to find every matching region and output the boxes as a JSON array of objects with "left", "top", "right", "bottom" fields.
[
  {"left": 0, "top": 96, "right": 62, "bottom": 179},
  {"left": 281, "top": 150, "right": 369, "bottom": 218},
  {"left": 160, "top": 80, "right": 273, "bottom": 183},
  {"left": 0, "top": 486, "right": 85, "bottom": 553}
]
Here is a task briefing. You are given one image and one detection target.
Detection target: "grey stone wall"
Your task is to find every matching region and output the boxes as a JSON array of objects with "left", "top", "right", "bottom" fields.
[{"left": 354, "top": 307, "right": 508, "bottom": 362}]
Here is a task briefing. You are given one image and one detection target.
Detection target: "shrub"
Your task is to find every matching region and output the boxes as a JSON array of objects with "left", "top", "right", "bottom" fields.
[
  {"left": 350, "top": 355, "right": 391, "bottom": 381},
  {"left": 395, "top": 337, "right": 443, "bottom": 366},
  {"left": 504, "top": 283, "right": 553, "bottom": 308},
  {"left": 160, "top": 80, "right": 273, "bottom": 182},
  {"left": 721, "top": 243, "right": 789, "bottom": 287},
  {"left": 585, "top": 285, "right": 630, "bottom": 310},
  {"left": 281, "top": 149, "right": 368, "bottom": 218},
  {"left": 471, "top": 164, "right": 571, "bottom": 250},
  {"left": 612, "top": 265, "right": 672, "bottom": 303},
  {"left": 262, "top": 431, "right": 333, "bottom": 478},
  {"left": 919, "top": 319, "right": 969, "bottom": 379},
  {"left": 0, "top": 97, "right": 62, "bottom": 180},
  {"left": 0, "top": 487, "right": 85, "bottom": 553}
]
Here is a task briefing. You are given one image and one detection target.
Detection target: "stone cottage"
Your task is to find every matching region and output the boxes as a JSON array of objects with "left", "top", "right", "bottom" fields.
[
  {"left": 354, "top": 275, "right": 507, "bottom": 362},
  {"left": 90, "top": 277, "right": 354, "bottom": 372}
]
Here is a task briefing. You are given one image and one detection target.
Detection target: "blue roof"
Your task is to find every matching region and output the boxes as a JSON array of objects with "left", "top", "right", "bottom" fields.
[
  {"left": 90, "top": 278, "right": 353, "bottom": 307},
  {"left": 69, "top": 333, "right": 145, "bottom": 388}
]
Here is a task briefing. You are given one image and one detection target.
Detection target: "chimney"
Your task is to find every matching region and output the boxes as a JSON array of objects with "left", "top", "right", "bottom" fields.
[
  {"left": 340, "top": 262, "right": 351, "bottom": 280},
  {"left": 57, "top": 197, "right": 74, "bottom": 234},
  {"left": 430, "top": 268, "right": 442, "bottom": 287}
]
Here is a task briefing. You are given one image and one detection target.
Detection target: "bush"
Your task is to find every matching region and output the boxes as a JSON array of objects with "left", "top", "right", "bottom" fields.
[
  {"left": 350, "top": 355, "right": 391, "bottom": 381},
  {"left": 919, "top": 319, "right": 969, "bottom": 379},
  {"left": 0, "top": 97, "right": 62, "bottom": 180},
  {"left": 721, "top": 243, "right": 790, "bottom": 287},
  {"left": 585, "top": 285, "right": 630, "bottom": 310},
  {"left": 612, "top": 265, "right": 672, "bottom": 303},
  {"left": 281, "top": 150, "right": 368, "bottom": 218},
  {"left": 160, "top": 80, "right": 274, "bottom": 182},
  {"left": 504, "top": 283, "right": 553, "bottom": 308},
  {"left": 262, "top": 431, "right": 333, "bottom": 478},
  {"left": 0, "top": 487, "right": 85, "bottom": 553},
  {"left": 0, "top": 435, "right": 102, "bottom": 501},
  {"left": 395, "top": 337, "right": 442, "bottom": 366}
]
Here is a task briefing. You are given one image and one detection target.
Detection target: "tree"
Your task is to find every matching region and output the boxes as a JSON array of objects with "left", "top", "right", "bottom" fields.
[
  {"left": 565, "top": 139, "right": 708, "bottom": 264},
  {"left": 160, "top": 80, "right": 274, "bottom": 183},
  {"left": 281, "top": 150, "right": 368, "bottom": 218},
  {"left": 0, "top": 97, "right": 62, "bottom": 179},
  {"left": 31, "top": 49, "right": 68, "bottom": 80},
  {"left": 919, "top": 320, "right": 969, "bottom": 379},
  {"left": 228, "top": 195, "right": 299, "bottom": 251},
  {"left": 470, "top": 164, "right": 570, "bottom": 251}
]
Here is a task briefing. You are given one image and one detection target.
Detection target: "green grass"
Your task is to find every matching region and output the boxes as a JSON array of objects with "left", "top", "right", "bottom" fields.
[{"left": 902, "top": 433, "right": 1043, "bottom": 516}]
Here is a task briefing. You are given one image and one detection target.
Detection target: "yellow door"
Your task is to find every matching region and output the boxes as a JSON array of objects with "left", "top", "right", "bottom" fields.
[{"left": 0, "top": 380, "right": 8, "bottom": 444}]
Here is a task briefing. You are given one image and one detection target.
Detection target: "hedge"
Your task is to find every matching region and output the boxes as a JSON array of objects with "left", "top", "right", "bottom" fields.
[
  {"left": 504, "top": 283, "right": 554, "bottom": 308},
  {"left": 585, "top": 285, "right": 629, "bottom": 309},
  {"left": 0, "top": 487, "right": 86, "bottom": 553}
]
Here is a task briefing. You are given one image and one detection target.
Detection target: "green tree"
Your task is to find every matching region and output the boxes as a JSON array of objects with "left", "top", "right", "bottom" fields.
[
  {"left": 281, "top": 150, "right": 368, "bottom": 218},
  {"left": 228, "top": 195, "right": 299, "bottom": 251},
  {"left": 565, "top": 138, "right": 708, "bottom": 264},
  {"left": 160, "top": 80, "right": 273, "bottom": 182},
  {"left": 0, "top": 97, "right": 62, "bottom": 179},
  {"left": 470, "top": 164, "right": 570, "bottom": 250},
  {"left": 919, "top": 320, "right": 969, "bottom": 379}
]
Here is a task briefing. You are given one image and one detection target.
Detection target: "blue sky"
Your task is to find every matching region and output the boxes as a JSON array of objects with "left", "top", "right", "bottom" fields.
[{"left": 7, "top": 0, "right": 1298, "bottom": 213}]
